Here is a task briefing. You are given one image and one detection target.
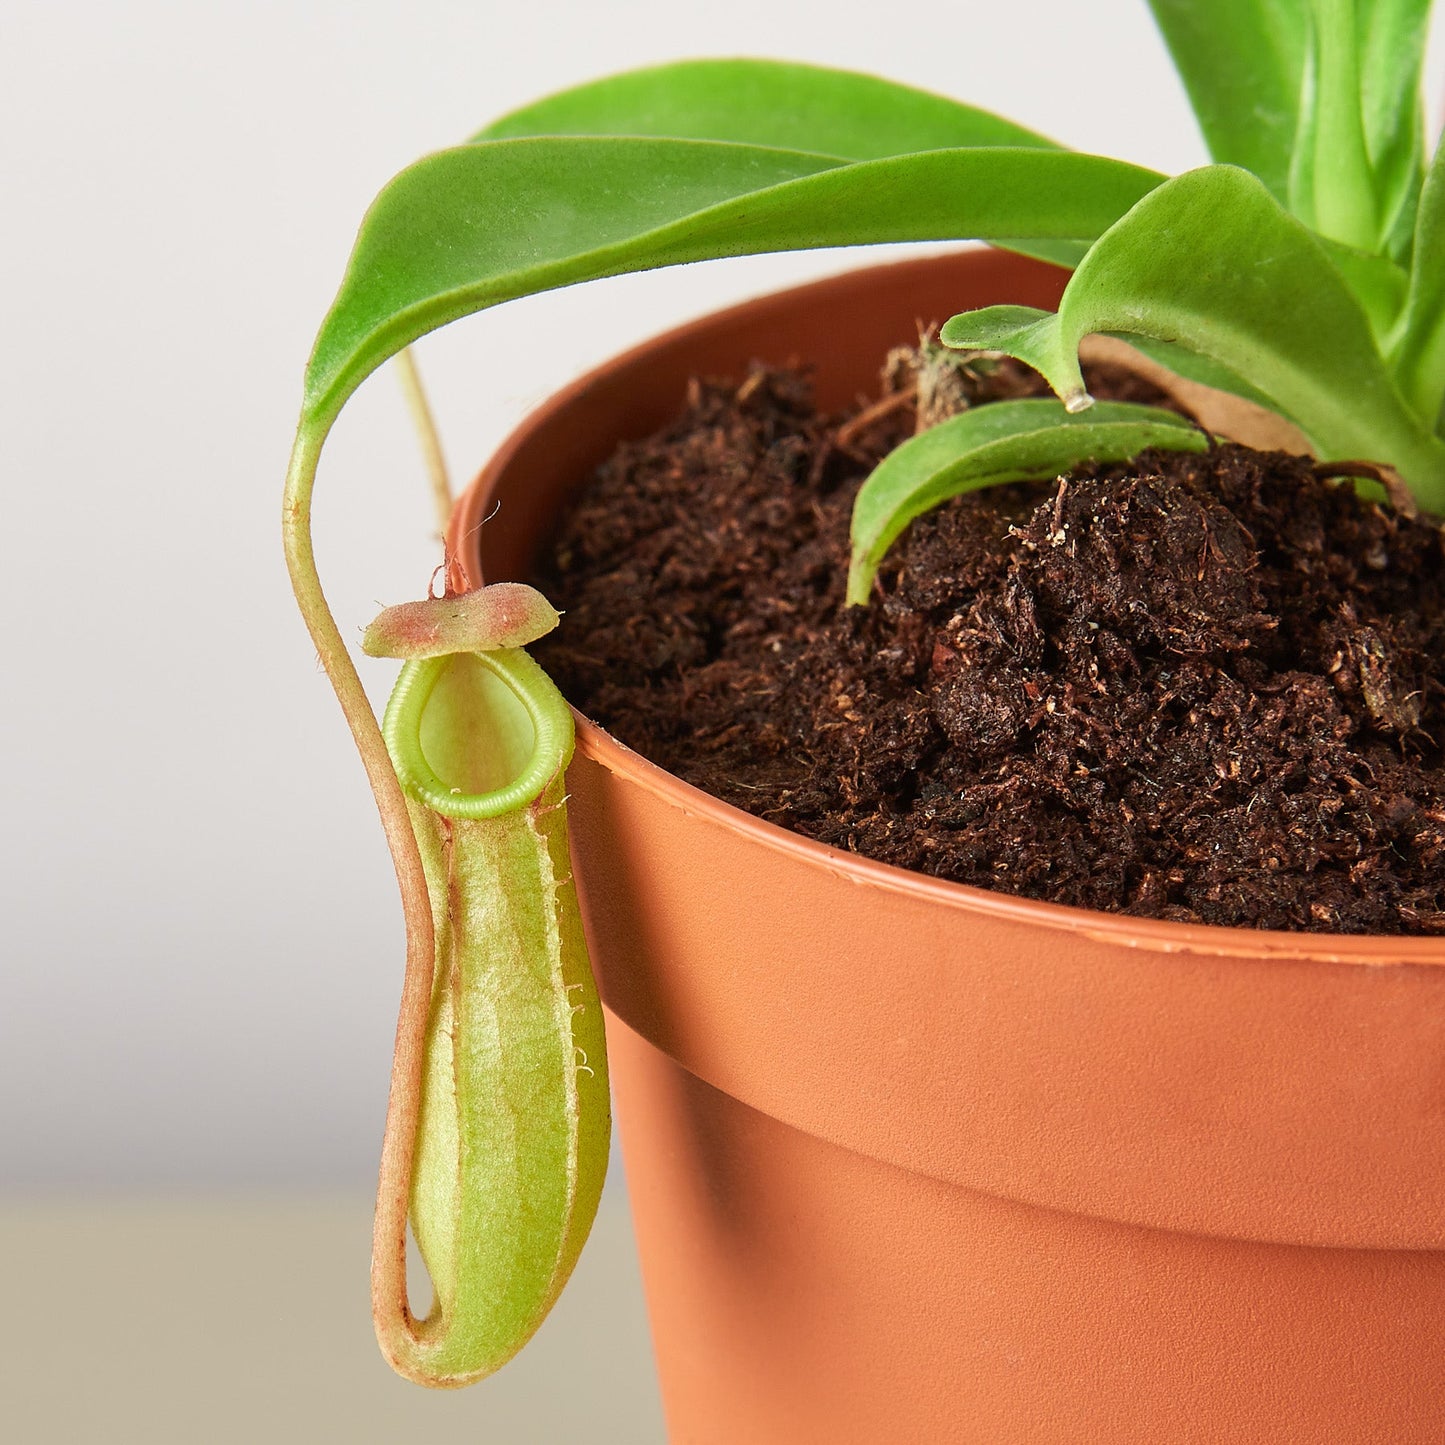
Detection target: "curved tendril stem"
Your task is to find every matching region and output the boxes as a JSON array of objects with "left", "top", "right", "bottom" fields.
[
  {"left": 394, "top": 347, "right": 454, "bottom": 535},
  {"left": 282, "top": 419, "right": 436, "bottom": 1372}
]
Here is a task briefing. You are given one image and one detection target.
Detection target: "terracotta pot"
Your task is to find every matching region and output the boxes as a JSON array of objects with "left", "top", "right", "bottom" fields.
[{"left": 447, "top": 250, "right": 1445, "bottom": 1444}]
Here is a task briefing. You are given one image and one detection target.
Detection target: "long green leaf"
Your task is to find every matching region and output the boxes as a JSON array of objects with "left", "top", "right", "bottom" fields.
[
  {"left": 1283, "top": 0, "right": 1430, "bottom": 258},
  {"left": 1314, "top": 233, "right": 1410, "bottom": 339},
  {"left": 301, "top": 138, "right": 1163, "bottom": 425},
  {"left": 940, "top": 166, "right": 1445, "bottom": 511},
  {"left": 476, "top": 58, "right": 1061, "bottom": 156},
  {"left": 846, "top": 399, "right": 1208, "bottom": 604},
  {"left": 1145, "top": 0, "right": 1306, "bottom": 203},
  {"left": 1132, "top": 231, "right": 1404, "bottom": 369},
  {"left": 1112, "top": 335, "right": 1285, "bottom": 413},
  {"left": 474, "top": 61, "right": 1086, "bottom": 273},
  {"left": 1389, "top": 129, "right": 1445, "bottom": 429},
  {"left": 1123, "top": 228, "right": 1413, "bottom": 390},
  {"left": 1148, "top": 0, "right": 1429, "bottom": 257},
  {"left": 1289, "top": 0, "right": 1380, "bottom": 250},
  {"left": 1357, "top": 0, "right": 1433, "bottom": 260}
]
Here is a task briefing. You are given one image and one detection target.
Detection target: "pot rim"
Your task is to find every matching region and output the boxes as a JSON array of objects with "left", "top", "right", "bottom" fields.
[
  {"left": 450, "top": 246, "right": 1445, "bottom": 970},
  {"left": 571, "top": 721, "right": 1445, "bottom": 965}
]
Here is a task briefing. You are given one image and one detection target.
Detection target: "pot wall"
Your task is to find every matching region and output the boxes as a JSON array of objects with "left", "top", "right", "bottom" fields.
[
  {"left": 609, "top": 1018, "right": 1445, "bottom": 1443},
  {"left": 451, "top": 249, "right": 1445, "bottom": 1443}
]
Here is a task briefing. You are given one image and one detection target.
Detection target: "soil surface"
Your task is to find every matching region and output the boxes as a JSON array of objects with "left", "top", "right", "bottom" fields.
[{"left": 531, "top": 356, "right": 1445, "bottom": 934}]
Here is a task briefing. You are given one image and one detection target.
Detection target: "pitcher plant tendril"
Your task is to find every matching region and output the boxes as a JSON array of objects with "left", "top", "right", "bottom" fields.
[
  {"left": 282, "top": 407, "right": 610, "bottom": 1384},
  {"left": 377, "top": 634, "right": 608, "bottom": 1385}
]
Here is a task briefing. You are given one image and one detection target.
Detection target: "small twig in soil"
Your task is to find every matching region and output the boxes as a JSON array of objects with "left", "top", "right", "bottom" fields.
[
  {"left": 807, "top": 439, "right": 836, "bottom": 490},
  {"left": 1312, "top": 458, "right": 1418, "bottom": 518},
  {"left": 833, "top": 384, "right": 918, "bottom": 447},
  {"left": 1050, "top": 477, "right": 1069, "bottom": 543},
  {"left": 735, "top": 370, "right": 768, "bottom": 404}
]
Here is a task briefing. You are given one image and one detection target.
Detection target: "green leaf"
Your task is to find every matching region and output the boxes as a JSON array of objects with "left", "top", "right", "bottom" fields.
[
  {"left": 846, "top": 399, "right": 1208, "bottom": 604},
  {"left": 1388, "top": 130, "right": 1445, "bottom": 431},
  {"left": 939, "top": 305, "right": 1064, "bottom": 369},
  {"left": 1145, "top": 0, "right": 1306, "bottom": 203},
  {"left": 1356, "top": 0, "right": 1433, "bottom": 261},
  {"left": 474, "top": 61, "right": 1087, "bottom": 273},
  {"left": 301, "top": 138, "right": 1163, "bottom": 426},
  {"left": 941, "top": 166, "right": 1445, "bottom": 511},
  {"left": 1286, "top": 1, "right": 1431, "bottom": 258},
  {"left": 476, "top": 57, "right": 1061, "bottom": 157},
  {"left": 1289, "top": 0, "right": 1380, "bottom": 251},
  {"left": 940, "top": 305, "right": 1092, "bottom": 410},
  {"left": 475, "top": 60, "right": 1086, "bottom": 274},
  {"left": 1151, "top": 0, "right": 1428, "bottom": 259},
  {"left": 1106, "top": 334, "right": 1284, "bottom": 413},
  {"left": 1000, "top": 262, "right": 1403, "bottom": 418},
  {"left": 1314, "top": 234, "right": 1410, "bottom": 339}
]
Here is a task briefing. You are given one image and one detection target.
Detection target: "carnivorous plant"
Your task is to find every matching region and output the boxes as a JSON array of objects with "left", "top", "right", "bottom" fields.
[{"left": 284, "top": 0, "right": 1443, "bottom": 1386}]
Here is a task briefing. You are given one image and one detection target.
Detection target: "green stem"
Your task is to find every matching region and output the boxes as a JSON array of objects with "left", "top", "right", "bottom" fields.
[
  {"left": 282, "top": 417, "right": 438, "bottom": 1377},
  {"left": 394, "top": 347, "right": 454, "bottom": 535}
]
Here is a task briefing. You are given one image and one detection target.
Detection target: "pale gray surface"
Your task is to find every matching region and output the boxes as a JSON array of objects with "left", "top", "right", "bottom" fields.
[
  {"left": 1, "top": 1, "right": 1439, "bottom": 1193},
  {"left": 0, "top": 1193, "right": 665, "bottom": 1443},
  {"left": 0, "top": 0, "right": 1211, "bottom": 1193},
  {"left": 0, "top": 3, "right": 1438, "bottom": 1435}
]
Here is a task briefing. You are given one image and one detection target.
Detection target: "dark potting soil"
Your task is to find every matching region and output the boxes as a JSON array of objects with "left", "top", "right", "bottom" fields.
[{"left": 530, "top": 356, "right": 1445, "bottom": 934}]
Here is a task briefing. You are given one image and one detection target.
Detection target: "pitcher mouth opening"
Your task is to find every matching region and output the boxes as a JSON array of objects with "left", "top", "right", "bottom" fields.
[{"left": 383, "top": 648, "right": 572, "bottom": 819}]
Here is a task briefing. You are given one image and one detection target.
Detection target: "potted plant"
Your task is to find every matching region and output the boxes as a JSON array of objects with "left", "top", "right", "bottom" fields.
[{"left": 284, "top": 2, "right": 1445, "bottom": 1438}]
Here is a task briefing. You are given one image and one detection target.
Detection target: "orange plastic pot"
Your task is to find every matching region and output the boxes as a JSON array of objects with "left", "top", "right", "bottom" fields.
[{"left": 448, "top": 250, "right": 1445, "bottom": 1444}]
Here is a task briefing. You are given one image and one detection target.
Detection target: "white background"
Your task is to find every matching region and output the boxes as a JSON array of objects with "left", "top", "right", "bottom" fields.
[{"left": 2, "top": 0, "right": 1439, "bottom": 1196}]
